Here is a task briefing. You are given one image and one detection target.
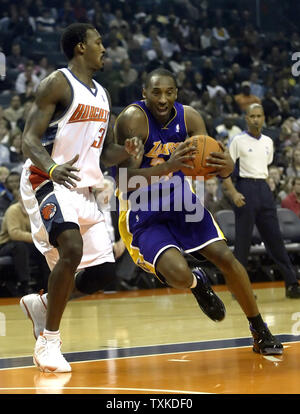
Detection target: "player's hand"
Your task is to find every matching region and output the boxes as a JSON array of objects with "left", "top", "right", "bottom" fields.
[
  {"left": 205, "top": 142, "right": 234, "bottom": 178},
  {"left": 167, "top": 140, "right": 196, "bottom": 172},
  {"left": 50, "top": 154, "right": 81, "bottom": 189},
  {"left": 125, "top": 137, "right": 144, "bottom": 160},
  {"left": 232, "top": 191, "right": 246, "bottom": 207}
]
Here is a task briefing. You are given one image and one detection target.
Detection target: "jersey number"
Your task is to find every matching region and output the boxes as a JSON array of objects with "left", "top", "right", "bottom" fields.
[{"left": 91, "top": 127, "right": 106, "bottom": 148}]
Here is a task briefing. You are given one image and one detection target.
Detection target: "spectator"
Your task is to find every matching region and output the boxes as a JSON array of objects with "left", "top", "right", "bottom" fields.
[
  {"left": 234, "top": 45, "right": 253, "bottom": 68},
  {"left": 168, "top": 51, "right": 186, "bottom": 75},
  {"left": 215, "top": 115, "right": 242, "bottom": 140},
  {"left": 0, "top": 142, "right": 10, "bottom": 166},
  {"left": 8, "top": 127, "right": 23, "bottom": 165},
  {"left": 0, "top": 189, "right": 49, "bottom": 296},
  {"left": 204, "top": 177, "right": 221, "bottom": 213},
  {"left": 212, "top": 23, "right": 230, "bottom": 42},
  {"left": 249, "top": 72, "right": 265, "bottom": 100},
  {"left": 0, "top": 119, "right": 10, "bottom": 145},
  {"left": 106, "top": 37, "right": 129, "bottom": 66},
  {"left": 132, "top": 23, "right": 147, "bottom": 47},
  {"left": 281, "top": 177, "right": 300, "bottom": 217},
  {"left": 6, "top": 43, "right": 27, "bottom": 72},
  {"left": 3, "top": 94, "right": 24, "bottom": 129},
  {"left": 206, "top": 78, "right": 227, "bottom": 99},
  {"left": 73, "top": 0, "right": 87, "bottom": 22},
  {"left": 268, "top": 165, "right": 289, "bottom": 201},
  {"left": 119, "top": 58, "right": 138, "bottom": 105},
  {"left": 0, "top": 166, "right": 9, "bottom": 193},
  {"left": 286, "top": 148, "right": 300, "bottom": 177},
  {"left": 109, "top": 8, "right": 129, "bottom": 31},
  {"left": 200, "top": 28, "right": 212, "bottom": 50},
  {"left": 158, "top": 31, "right": 181, "bottom": 60},
  {"left": 142, "top": 25, "right": 164, "bottom": 64},
  {"left": 262, "top": 89, "right": 283, "bottom": 127},
  {"left": 266, "top": 176, "right": 283, "bottom": 206},
  {"left": 57, "top": 0, "right": 75, "bottom": 28},
  {"left": 224, "top": 38, "right": 239, "bottom": 63},
  {"left": 234, "top": 81, "right": 261, "bottom": 113},
  {"left": 15, "top": 61, "right": 40, "bottom": 98},
  {"left": 34, "top": 56, "right": 53, "bottom": 82},
  {"left": 0, "top": 171, "right": 20, "bottom": 218},
  {"left": 36, "top": 8, "right": 56, "bottom": 33}
]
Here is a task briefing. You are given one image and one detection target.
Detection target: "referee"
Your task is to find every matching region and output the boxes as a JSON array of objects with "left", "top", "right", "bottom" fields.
[{"left": 223, "top": 103, "right": 300, "bottom": 298}]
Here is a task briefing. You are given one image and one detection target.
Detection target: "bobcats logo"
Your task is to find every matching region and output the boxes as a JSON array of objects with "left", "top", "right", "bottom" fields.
[{"left": 41, "top": 203, "right": 57, "bottom": 220}]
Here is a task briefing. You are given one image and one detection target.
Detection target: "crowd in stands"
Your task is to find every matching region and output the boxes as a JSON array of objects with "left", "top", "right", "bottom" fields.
[{"left": 0, "top": 0, "right": 300, "bottom": 294}]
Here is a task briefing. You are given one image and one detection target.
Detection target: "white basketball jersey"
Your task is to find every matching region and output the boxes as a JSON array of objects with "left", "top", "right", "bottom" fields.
[{"left": 42, "top": 68, "right": 110, "bottom": 188}]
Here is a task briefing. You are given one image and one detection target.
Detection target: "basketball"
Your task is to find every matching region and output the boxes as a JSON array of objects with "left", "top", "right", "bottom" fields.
[{"left": 181, "top": 135, "right": 222, "bottom": 180}]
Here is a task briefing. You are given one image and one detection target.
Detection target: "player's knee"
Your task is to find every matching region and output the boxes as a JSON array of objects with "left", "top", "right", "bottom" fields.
[
  {"left": 162, "top": 261, "right": 191, "bottom": 289},
  {"left": 215, "top": 248, "right": 236, "bottom": 270},
  {"left": 59, "top": 239, "right": 83, "bottom": 269}
]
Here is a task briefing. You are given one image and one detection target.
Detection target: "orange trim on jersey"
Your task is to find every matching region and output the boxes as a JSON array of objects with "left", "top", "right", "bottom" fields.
[
  {"left": 68, "top": 104, "right": 109, "bottom": 124},
  {"left": 29, "top": 165, "right": 50, "bottom": 190}
]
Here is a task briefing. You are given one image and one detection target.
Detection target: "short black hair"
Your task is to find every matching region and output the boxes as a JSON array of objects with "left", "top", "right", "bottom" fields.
[
  {"left": 60, "top": 23, "right": 95, "bottom": 60},
  {"left": 144, "top": 68, "right": 177, "bottom": 89}
]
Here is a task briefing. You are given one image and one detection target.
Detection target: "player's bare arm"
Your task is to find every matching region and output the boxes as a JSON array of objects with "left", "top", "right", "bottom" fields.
[
  {"left": 101, "top": 91, "right": 143, "bottom": 167},
  {"left": 22, "top": 71, "right": 81, "bottom": 188},
  {"left": 115, "top": 106, "right": 196, "bottom": 186},
  {"left": 184, "top": 106, "right": 234, "bottom": 178}
]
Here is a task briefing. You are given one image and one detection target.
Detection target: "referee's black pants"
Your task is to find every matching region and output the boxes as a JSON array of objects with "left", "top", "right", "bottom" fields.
[{"left": 233, "top": 178, "right": 298, "bottom": 287}]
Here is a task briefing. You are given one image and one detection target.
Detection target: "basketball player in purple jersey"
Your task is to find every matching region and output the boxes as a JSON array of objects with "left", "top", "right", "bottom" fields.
[{"left": 114, "top": 68, "right": 283, "bottom": 356}]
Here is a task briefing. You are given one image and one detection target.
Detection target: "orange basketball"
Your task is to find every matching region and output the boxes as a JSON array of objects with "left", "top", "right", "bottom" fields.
[{"left": 181, "top": 135, "right": 222, "bottom": 180}]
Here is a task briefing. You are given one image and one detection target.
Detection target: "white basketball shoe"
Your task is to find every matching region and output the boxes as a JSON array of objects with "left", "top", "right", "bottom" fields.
[
  {"left": 20, "top": 291, "right": 47, "bottom": 339},
  {"left": 34, "top": 334, "right": 71, "bottom": 373}
]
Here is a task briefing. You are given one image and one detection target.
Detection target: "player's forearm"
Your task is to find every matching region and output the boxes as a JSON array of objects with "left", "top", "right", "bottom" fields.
[
  {"left": 101, "top": 143, "right": 130, "bottom": 167},
  {"left": 222, "top": 177, "right": 239, "bottom": 198},
  {"left": 22, "top": 134, "right": 55, "bottom": 173}
]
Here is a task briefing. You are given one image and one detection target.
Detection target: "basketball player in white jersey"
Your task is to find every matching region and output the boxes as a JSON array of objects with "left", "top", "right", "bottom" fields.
[{"left": 19, "top": 23, "right": 143, "bottom": 373}]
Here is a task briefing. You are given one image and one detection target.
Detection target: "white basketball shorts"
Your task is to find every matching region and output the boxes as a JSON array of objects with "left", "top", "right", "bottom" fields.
[{"left": 20, "top": 164, "right": 114, "bottom": 271}]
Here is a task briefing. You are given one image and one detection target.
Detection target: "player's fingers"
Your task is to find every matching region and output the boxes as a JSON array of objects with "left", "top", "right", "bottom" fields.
[
  {"left": 216, "top": 141, "right": 226, "bottom": 152},
  {"left": 206, "top": 152, "right": 225, "bottom": 160},
  {"left": 206, "top": 170, "right": 218, "bottom": 177},
  {"left": 66, "top": 172, "right": 81, "bottom": 181}
]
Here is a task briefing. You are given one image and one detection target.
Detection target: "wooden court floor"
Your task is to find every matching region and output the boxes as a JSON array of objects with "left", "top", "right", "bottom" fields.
[{"left": 1, "top": 281, "right": 300, "bottom": 396}]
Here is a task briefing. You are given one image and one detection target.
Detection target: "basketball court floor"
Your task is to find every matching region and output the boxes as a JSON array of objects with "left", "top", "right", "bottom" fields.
[{"left": 1, "top": 281, "right": 300, "bottom": 396}]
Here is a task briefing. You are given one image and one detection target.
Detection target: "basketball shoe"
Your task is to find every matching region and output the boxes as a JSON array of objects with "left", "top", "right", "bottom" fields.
[
  {"left": 250, "top": 324, "right": 283, "bottom": 355},
  {"left": 191, "top": 267, "right": 226, "bottom": 322},
  {"left": 34, "top": 333, "right": 71, "bottom": 373},
  {"left": 20, "top": 291, "right": 47, "bottom": 339}
]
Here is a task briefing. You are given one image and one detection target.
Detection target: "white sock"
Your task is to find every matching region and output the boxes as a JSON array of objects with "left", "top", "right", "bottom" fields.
[
  {"left": 43, "top": 329, "right": 60, "bottom": 340},
  {"left": 190, "top": 273, "right": 197, "bottom": 289}
]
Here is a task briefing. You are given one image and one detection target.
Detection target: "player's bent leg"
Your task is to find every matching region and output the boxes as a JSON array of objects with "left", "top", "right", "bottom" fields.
[
  {"left": 200, "top": 240, "right": 283, "bottom": 354},
  {"left": 200, "top": 240, "right": 258, "bottom": 316},
  {"left": 156, "top": 248, "right": 225, "bottom": 322}
]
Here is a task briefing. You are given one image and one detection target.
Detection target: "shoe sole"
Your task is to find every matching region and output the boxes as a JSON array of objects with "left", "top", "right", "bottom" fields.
[
  {"left": 33, "top": 354, "right": 72, "bottom": 373},
  {"left": 252, "top": 346, "right": 283, "bottom": 355}
]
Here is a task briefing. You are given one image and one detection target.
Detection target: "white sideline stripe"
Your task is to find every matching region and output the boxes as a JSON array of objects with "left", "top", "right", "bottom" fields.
[{"left": 0, "top": 386, "right": 210, "bottom": 394}]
